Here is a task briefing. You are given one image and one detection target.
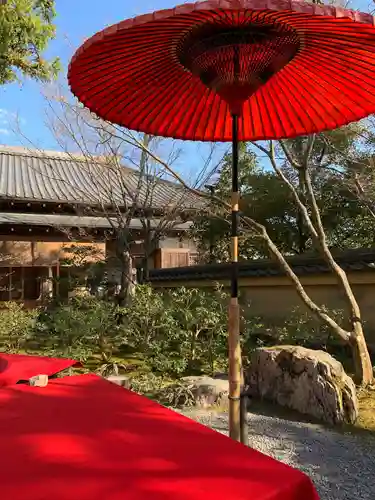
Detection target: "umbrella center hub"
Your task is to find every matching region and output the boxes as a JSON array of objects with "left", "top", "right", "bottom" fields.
[{"left": 178, "top": 23, "right": 300, "bottom": 115}]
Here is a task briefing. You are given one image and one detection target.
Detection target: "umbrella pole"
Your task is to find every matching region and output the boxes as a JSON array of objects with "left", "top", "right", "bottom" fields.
[{"left": 228, "top": 112, "right": 243, "bottom": 442}]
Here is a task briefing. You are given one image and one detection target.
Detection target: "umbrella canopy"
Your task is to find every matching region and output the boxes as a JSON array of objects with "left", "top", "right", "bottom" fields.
[
  {"left": 0, "top": 353, "right": 79, "bottom": 387},
  {"left": 0, "top": 373, "right": 319, "bottom": 499},
  {"left": 68, "top": 0, "right": 375, "bottom": 142}
]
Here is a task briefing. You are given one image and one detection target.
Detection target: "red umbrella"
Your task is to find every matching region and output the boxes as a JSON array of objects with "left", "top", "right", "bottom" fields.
[{"left": 68, "top": 0, "right": 375, "bottom": 443}]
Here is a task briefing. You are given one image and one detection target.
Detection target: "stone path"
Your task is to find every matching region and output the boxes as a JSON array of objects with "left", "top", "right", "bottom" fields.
[{"left": 178, "top": 409, "right": 375, "bottom": 500}]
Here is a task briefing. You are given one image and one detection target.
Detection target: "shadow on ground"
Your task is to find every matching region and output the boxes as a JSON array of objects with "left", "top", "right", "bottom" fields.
[{"left": 198, "top": 405, "right": 375, "bottom": 500}]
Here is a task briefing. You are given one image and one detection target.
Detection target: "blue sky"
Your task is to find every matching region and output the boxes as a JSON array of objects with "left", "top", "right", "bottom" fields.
[
  {"left": 1, "top": 0, "right": 183, "bottom": 147},
  {"left": 0, "top": 0, "right": 371, "bottom": 177},
  {"left": 2, "top": 0, "right": 230, "bottom": 180}
]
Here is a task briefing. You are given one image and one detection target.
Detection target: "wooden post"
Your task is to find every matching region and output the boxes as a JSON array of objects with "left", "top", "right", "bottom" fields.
[{"left": 228, "top": 113, "right": 242, "bottom": 442}]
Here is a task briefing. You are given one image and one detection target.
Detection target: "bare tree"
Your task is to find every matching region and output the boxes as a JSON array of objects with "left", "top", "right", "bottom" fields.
[
  {"left": 125, "top": 131, "right": 374, "bottom": 386},
  {"left": 16, "top": 89, "right": 217, "bottom": 305},
  {"left": 248, "top": 137, "right": 373, "bottom": 386}
]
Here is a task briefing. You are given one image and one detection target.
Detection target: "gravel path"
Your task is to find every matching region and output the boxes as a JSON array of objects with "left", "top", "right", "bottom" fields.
[{"left": 179, "top": 409, "right": 375, "bottom": 500}]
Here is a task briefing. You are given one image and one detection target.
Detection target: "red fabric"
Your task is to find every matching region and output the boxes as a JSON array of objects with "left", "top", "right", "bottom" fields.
[
  {"left": 0, "top": 374, "right": 319, "bottom": 500},
  {"left": 68, "top": 0, "right": 375, "bottom": 141},
  {"left": 0, "top": 353, "right": 78, "bottom": 386}
]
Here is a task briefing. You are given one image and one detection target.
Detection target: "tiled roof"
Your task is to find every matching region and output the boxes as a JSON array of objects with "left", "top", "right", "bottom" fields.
[
  {"left": 0, "top": 212, "right": 193, "bottom": 231},
  {"left": 0, "top": 146, "right": 201, "bottom": 209},
  {"left": 149, "top": 249, "right": 375, "bottom": 281}
]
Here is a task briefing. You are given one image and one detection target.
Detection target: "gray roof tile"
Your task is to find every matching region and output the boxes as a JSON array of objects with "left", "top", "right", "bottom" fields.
[
  {"left": 149, "top": 249, "right": 375, "bottom": 281},
  {"left": 0, "top": 212, "right": 193, "bottom": 231},
  {"left": 0, "top": 146, "right": 201, "bottom": 209}
]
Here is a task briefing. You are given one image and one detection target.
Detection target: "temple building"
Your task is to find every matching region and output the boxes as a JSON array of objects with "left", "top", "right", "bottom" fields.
[{"left": 0, "top": 146, "right": 199, "bottom": 304}]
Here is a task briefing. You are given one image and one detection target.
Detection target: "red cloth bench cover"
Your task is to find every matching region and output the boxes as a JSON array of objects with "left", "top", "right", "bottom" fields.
[{"left": 0, "top": 373, "right": 319, "bottom": 499}]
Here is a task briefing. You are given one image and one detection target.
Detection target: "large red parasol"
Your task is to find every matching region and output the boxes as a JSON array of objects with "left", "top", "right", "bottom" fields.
[
  {"left": 68, "top": 0, "right": 375, "bottom": 443},
  {"left": 68, "top": 0, "right": 375, "bottom": 142}
]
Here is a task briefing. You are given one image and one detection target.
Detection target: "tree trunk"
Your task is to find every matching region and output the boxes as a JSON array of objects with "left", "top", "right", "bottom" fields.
[
  {"left": 260, "top": 227, "right": 373, "bottom": 386},
  {"left": 142, "top": 224, "right": 155, "bottom": 283},
  {"left": 322, "top": 261, "right": 373, "bottom": 386},
  {"left": 297, "top": 170, "right": 307, "bottom": 254},
  {"left": 117, "top": 249, "right": 134, "bottom": 307},
  {"left": 298, "top": 162, "right": 373, "bottom": 386},
  {"left": 349, "top": 324, "right": 374, "bottom": 386}
]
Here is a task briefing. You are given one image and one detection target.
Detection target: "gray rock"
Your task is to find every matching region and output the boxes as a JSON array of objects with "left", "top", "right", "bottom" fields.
[
  {"left": 180, "top": 375, "right": 229, "bottom": 408},
  {"left": 246, "top": 346, "right": 358, "bottom": 425}
]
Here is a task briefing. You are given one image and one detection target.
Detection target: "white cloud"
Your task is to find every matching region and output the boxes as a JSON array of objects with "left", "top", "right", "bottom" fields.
[
  {"left": 0, "top": 108, "right": 11, "bottom": 116},
  {"left": 0, "top": 108, "right": 11, "bottom": 125},
  {"left": 0, "top": 109, "right": 12, "bottom": 136},
  {"left": 0, "top": 108, "right": 25, "bottom": 138},
  {"left": 0, "top": 108, "right": 25, "bottom": 126}
]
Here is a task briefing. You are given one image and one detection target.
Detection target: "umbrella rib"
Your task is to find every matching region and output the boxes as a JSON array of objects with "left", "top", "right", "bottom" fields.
[
  {"left": 288, "top": 63, "right": 352, "bottom": 129},
  {"left": 69, "top": 1, "right": 375, "bottom": 143},
  {"left": 296, "top": 50, "right": 375, "bottom": 107},
  {"left": 81, "top": 56, "right": 186, "bottom": 123},
  {"left": 146, "top": 77, "right": 202, "bottom": 137}
]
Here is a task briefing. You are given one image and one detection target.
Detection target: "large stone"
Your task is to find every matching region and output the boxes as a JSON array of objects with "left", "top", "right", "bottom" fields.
[
  {"left": 246, "top": 346, "right": 358, "bottom": 425},
  {"left": 180, "top": 375, "right": 229, "bottom": 408}
]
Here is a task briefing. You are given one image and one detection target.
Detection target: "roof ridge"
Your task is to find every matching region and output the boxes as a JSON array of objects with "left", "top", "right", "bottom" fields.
[{"left": 0, "top": 145, "right": 123, "bottom": 165}]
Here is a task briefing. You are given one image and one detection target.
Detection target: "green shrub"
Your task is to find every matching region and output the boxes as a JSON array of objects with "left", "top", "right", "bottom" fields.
[
  {"left": 130, "top": 372, "right": 171, "bottom": 396},
  {"left": 10, "top": 284, "right": 351, "bottom": 379},
  {"left": 165, "top": 286, "right": 229, "bottom": 374},
  {"left": 243, "top": 306, "right": 349, "bottom": 360},
  {"left": 120, "top": 285, "right": 229, "bottom": 376},
  {"left": 0, "top": 302, "right": 38, "bottom": 352},
  {"left": 282, "top": 307, "right": 346, "bottom": 348},
  {"left": 35, "top": 296, "right": 121, "bottom": 362},
  {"left": 33, "top": 286, "right": 230, "bottom": 376},
  {"left": 128, "top": 373, "right": 196, "bottom": 407}
]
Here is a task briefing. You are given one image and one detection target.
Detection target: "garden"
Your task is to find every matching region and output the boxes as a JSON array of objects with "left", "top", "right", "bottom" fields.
[{"left": 1, "top": 284, "right": 373, "bottom": 433}]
